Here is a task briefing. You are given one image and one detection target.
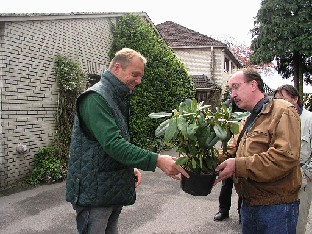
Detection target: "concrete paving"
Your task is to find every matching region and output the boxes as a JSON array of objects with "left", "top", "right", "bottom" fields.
[
  {"left": 0, "top": 149, "right": 311, "bottom": 234},
  {"left": 0, "top": 172, "right": 242, "bottom": 234}
]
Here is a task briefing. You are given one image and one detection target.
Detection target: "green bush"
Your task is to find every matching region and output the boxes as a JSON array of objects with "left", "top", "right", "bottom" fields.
[
  {"left": 53, "top": 54, "right": 87, "bottom": 163},
  {"left": 26, "top": 146, "right": 67, "bottom": 186},
  {"left": 110, "top": 13, "right": 196, "bottom": 151}
]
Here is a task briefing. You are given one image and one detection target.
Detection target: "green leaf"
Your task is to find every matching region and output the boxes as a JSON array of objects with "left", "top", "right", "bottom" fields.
[
  {"left": 197, "top": 125, "right": 210, "bottom": 148},
  {"left": 176, "top": 156, "right": 188, "bottom": 166},
  {"left": 197, "top": 113, "right": 205, "bottom": 125},
  {"left": 230, "top": 123, "right": 240, "bottom": 135},
  {"left": 179, "top": 99, "right": 190, "bottom": 113},
  {"left": 155, "top": 119, "right": 171, "bottom": 137},
  {"left": 191, "top": 98, "right": 197, "bottom": 112},
  {"left": 213, "top": 124, "right": 228, "bottom": 140},
  {"left": 192, "top": 158, "right": 197, "bottom": 169},
  {"left": 206, "top": 135, "right": 219, "bottom": 148},
  {"left": 164, "top": 118, "right": 178, "bottom": 142},
  {"left": 231, "top": 112, "right": 249, "bottom": 120},
  {"left": 186, "top": 123, "right": 198, "bottom": 138},
  {"left": 149, "top": 112, "right": 172, "bottom": 119},
  {"left": 205, "top": 132, "right": 216, "bottom": 147},
  {"left": 177, "top": 116, "right": 188, "bottom": 138}
]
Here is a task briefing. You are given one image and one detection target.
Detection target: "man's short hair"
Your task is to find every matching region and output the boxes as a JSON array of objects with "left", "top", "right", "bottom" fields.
[
  {"left": 242, "top": 67, "right": 265, "bottom": 93},
  {"left": 108, "top": 48, "right": 147, "bottom": 70}
]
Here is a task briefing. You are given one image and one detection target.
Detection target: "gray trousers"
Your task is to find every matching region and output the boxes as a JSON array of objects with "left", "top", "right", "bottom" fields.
[
  {"left": 74, "top": 205, "right": 122, "bottom": 234},
  {"left": 297, "top": 177, "right": 312, "bottom": 234}
]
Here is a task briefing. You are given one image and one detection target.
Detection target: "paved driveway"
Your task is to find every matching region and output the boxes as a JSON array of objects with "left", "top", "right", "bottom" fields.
[
  {"left": 2, "top": 147, "right": 312, "bottom": 234},
  {"left": 0, "top": 168, "right": 241, "bottom": 234}
]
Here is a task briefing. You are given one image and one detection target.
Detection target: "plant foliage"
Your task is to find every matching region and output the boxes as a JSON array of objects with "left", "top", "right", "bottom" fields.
[
  {"left": 109, "top": 13, "right": 196, "bottom": 150},
  {"left": 250, "top": 0, "right": 312, "bottom": 97},
  {"left": 53, "top": 54, "right": 87, "bottom": 162},
  {"left": 149, "top": 98, "right": 249, "bottom": 173},
  {"left": 26, "top": 55, "right": 87, "bottom": 186},
  {"left": 26, "top": 146, "right": 67, "bottom": 186}
]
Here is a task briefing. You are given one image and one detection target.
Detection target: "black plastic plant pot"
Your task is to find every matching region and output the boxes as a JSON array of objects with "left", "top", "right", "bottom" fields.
[{"left": 181, "top": 170, "right": 217, "bottom": 196}]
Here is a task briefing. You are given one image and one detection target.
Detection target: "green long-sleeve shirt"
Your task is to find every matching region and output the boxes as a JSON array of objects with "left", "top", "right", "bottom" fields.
[{"left": 79, "top": 92, "right": 158, "bottom": 171}]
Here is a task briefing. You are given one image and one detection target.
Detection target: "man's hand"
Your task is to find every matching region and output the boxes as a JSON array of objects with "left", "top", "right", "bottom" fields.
[
  {"left": 156, "top": 154, "right": 190, "bottom": 180},
  {"left": 134, "top": 168, "right": 142, "bottom": 188},
  {"left": 214, "top": 158, "right": 236, "bottom": 185}
]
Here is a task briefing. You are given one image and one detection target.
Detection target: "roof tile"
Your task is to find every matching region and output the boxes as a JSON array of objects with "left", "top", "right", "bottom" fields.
[{"left": 156, "top": 21, "right": 226, "bottom": 47}]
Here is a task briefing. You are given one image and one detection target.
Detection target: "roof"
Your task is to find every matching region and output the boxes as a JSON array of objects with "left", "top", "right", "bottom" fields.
[
  {"left": 156, "top": 21, "right": 226, "bottom": 48},
  {"left": 192, "top": 74, "right": 218, "bottom": 89},
  {"left": 0, "top": 12, "right": 153, "bottom": 24},
  {"left": 156, "top": 21, "right": 242, "bottom": 67}
]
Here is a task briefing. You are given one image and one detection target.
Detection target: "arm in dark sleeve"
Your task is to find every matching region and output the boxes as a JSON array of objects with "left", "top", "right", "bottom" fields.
[{"left": 79, "top": 92, "right": 157, "bottom": 171}]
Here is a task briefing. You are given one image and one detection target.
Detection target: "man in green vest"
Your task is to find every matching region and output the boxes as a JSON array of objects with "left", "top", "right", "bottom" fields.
[{"left": 66, "top": 48, "right": 189, "bottom": 234}]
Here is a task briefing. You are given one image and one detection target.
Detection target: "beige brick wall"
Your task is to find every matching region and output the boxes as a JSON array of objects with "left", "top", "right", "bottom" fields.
[
  {"left": 173, "top": 47, "right": 230, "bottom": 97},
  {"left": 174, "top": 49, "right": 211, "bottom": 75},
  {"left": 0, "top": 16, "right": 115, "bottom": 188}
]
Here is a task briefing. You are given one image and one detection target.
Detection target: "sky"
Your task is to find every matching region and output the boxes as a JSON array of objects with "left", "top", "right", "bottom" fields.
[
  {"left": 2, "top": 0, "right": 261, "bottom": 45},
  {"left": 2, "top": 0, "right": 312, "bottom": 93}
]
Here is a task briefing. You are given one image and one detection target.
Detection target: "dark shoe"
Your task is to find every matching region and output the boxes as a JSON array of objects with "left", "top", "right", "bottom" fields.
[{"left": 213, "top": 211, "right": 229, "bottom": 221}]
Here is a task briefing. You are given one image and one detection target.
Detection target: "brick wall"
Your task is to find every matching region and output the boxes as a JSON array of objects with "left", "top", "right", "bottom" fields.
[
  {"left": 173, "top": 47, "right": 228, "bottom": 85},
  {"left": 173, "top": 47, "right": 230, "bottom": 100},
  {"left": 0, "top": 16, "right": 115, "bottom": 188},
  {"left": 175, "top": 49, "right": 211, "bottom": 75}
]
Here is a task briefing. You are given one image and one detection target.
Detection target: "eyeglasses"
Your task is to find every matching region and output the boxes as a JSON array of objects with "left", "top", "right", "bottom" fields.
[{"left": 229, "top": 81, "right": 249, "bottom": 93}]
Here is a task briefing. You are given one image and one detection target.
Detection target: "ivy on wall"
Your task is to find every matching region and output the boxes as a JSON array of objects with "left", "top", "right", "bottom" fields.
[
  {"left": 26, "top": 54, "right": 87, "bottom": 186},
  {"left": 53, "top": 54, "right": 87, "bottom": 161}
]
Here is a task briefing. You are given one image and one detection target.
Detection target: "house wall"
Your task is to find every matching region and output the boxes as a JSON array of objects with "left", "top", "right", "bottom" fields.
[
  {"left": 173, "top": 47, "right": 233, "bottom": 105},
  {"left": 0, "top": 16, "right": 115, "bottom": 188},
  {"left": 174, "top": 49, "right": 211, "bottom": 75},
  {"left": 173, "top": 47, "right": 231, "bottom": 87}
]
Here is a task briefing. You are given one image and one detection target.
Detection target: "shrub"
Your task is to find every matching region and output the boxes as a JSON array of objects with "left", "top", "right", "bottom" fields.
[
  {"left": 53, "top": 54, "right": 87, "bottom": 163},
  {"left": 26, "top": 146, "right": 67, "bottom": 186},
  {"left": 110, "top": 13, "right": 196, "bottom": 151}
]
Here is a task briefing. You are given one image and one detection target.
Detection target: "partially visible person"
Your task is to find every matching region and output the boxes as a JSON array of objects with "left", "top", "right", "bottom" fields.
[
  {"left": 215, "top": 67, "right": 301, "bottom": 234},
  {"left": 65, "top": 48, "right": 189, "bottom": 234},
  {"left": 274, "top": 84, "right": 312, "bottom": 234},
  {"left": 214, "top": 98, "right": 244, "bottom": 223}
]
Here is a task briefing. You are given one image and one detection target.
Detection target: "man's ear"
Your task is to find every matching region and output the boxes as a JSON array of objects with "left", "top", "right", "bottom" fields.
[
  {"left": 111, "top": 63, "right": 120, "bottom": 75},
  {"left": 251, "top": 80, "right": 258, "bottom": 91}
]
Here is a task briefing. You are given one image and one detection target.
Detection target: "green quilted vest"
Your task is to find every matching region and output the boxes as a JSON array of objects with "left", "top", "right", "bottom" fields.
[{"left": 65, "top": 71, "right": 136, "bottom": 207}]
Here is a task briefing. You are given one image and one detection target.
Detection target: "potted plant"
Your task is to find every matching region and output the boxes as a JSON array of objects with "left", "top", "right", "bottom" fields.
[{"left": 149, "top": 98, "right": 248, "bottom": 196}]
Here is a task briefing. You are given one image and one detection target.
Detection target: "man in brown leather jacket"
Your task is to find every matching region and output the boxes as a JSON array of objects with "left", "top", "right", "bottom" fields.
[{"left": 215, "top": 67, "right": 301, "bottom": 234}]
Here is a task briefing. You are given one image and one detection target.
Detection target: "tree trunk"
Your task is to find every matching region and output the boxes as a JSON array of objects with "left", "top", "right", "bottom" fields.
[{"left": 293, "top": 51, "right": 303, "bottom": 98}]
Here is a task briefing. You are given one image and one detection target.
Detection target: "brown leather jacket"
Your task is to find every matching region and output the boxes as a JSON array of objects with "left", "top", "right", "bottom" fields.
[{"left": 224, "top": 98, "right": 302, "bottom": 205}]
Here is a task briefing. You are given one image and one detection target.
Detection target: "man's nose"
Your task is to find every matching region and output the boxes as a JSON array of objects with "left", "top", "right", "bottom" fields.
[
  {"left": 230, "top": 91, "right": 237, "bottom": 98},
  {"left": 135, "top": 77, "right": 142, "bottom": 85}
]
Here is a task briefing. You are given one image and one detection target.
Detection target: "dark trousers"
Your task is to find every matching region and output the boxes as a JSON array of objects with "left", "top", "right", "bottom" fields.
[
  {"left": 219, "top": 177, "right": 242, "bottom": 214},
  {"left": 74, "top": 205, "right": 122, "bottom": 234}
]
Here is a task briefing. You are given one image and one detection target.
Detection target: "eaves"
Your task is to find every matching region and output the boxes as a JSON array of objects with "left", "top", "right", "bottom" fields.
[
  {"left": 0, "top": 12, "right": 151, "bottom": 23},
  {"left": 171, "top": 45, "right": 227, "bottom": 49}
]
